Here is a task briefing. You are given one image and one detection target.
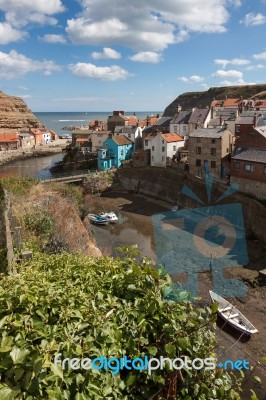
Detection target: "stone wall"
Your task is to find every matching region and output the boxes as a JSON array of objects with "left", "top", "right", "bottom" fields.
[{"left": 117, "top": 167, "right": 266, "bottom": 243}]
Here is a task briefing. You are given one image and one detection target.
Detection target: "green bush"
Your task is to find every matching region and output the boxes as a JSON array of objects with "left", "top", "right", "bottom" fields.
[
  {"left": 0, "top": 252, "right": 244, "bottom": 399},
  {"left": 24, "top": 212, "right": 53, "bottom": 236}
]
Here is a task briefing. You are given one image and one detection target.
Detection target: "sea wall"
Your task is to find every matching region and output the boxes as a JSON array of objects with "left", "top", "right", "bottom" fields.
[{"left": 117, "top": 167, "right": 266, "bottom": 243}]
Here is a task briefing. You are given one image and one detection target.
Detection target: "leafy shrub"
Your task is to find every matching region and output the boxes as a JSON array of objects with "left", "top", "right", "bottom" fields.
[
  {"left": 42, "top": 238, "right": 69, "bottom": 254},
  {"left": 24, "top": 212, "right": 53, "bottom": 236},
  {"left": 0, "top": 252, "right": 243, "bottom": 399}
]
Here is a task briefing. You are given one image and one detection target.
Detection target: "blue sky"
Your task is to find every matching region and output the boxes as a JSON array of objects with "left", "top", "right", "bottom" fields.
[{"left": 0, "top": 0, "right": 266, "bottom": 112}]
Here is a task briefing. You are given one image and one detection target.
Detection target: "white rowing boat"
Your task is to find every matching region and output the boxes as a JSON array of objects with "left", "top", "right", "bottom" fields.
[{"left": 209, "top": 290, "right": 258, "bottom": 335}]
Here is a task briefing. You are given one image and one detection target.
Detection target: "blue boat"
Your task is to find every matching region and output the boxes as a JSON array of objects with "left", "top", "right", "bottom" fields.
[{"left": 89, "top": 214, "right": 109, "bottom": 225}]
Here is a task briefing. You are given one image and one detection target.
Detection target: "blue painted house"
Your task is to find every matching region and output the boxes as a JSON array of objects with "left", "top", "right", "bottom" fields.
[{"left": 97, "top": 135, "right": 134, "bottom": 171}]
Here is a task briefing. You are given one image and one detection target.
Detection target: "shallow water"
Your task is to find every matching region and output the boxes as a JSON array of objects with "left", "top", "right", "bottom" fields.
[{"left": 0, "top": 153, "right": 63, "bottom": 179}]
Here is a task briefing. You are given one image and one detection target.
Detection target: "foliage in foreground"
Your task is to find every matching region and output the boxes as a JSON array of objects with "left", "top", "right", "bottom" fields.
[{"left": 0, "top": 252, "right": 243, "bottom": 399}]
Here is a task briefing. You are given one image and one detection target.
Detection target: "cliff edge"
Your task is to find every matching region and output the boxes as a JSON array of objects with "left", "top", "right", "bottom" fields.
[
  {"left": 0, "top": 91, "right": 41, "bottom": 132},
  {"left": 163, "top": 84, "right": 266, "bottom": 116}
]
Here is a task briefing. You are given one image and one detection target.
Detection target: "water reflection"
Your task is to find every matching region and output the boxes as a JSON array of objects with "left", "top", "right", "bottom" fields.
[{"left": 0, "top": 153, "right": 63, "bottom": 179}]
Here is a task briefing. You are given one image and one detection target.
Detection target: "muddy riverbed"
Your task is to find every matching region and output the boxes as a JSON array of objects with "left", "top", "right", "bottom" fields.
[{"left": 86, "top": 190, "right": 266, "bottom": 399}]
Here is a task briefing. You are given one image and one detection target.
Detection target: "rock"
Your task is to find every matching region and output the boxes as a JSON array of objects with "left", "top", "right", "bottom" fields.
[
  {"left": 163, "top": 84, "right": 266, "bottom": 116},
  {"left": 0, "top": 91, "right": 41, "bottom": 133}
]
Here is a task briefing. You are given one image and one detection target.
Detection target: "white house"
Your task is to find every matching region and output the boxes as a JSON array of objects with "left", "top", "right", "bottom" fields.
[
  {"left": 114, "top": 125, "right": 142, "bottom": 142},
  {"left": 144, "top": 132, "right": 184, "bottom": 167},
  {"left": 170, "top": 108, "right": 211, "bottom": 137}
]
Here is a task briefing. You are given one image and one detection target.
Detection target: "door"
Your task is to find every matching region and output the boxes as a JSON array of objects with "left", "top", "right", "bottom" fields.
[{"left": 204, "top": 160, "right": 209, "bottom": 173}]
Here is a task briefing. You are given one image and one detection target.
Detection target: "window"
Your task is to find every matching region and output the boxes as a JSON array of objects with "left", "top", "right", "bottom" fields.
[
  {"left": 162, "top": 140, "right": 165, "bottom": 144},
  {"left": 145, "top": 140, "right": 148, "bottom": 146},
  {"left": 173, "top": 125, "right": 177, "bottom": 131},
  {"left": 162, "top": 147, "right": 165, "bottom": 152},
  {"left": 197, "top": 138, "right": 201, "bottom": 143},
  {"left": 211, "top": 139, "right": 216, "bottom": 144},
  {"left": 234, "top": 162, "right": 240, "bottom": 169},
  {"left": 152, "top": 146, "right": 154, "bottom": 151},
  {"left": 128, "top": 133, "right": 131, "bottom": 138},
  {"left": 211, "top": 161, "right": 216, "bottom": 168},
  {"left": 162, "top": 156, "right": 165, "bottom": 161},
  {"left": 173, "top": 145, "right": 176, "bottom": 151},
  {"left": 211, "top": 148, "right": 216, "bottom": 156},
  {"left": 244, "top": 164, "right": 254, "bottom": 172},
  {"left": 151, "top": 156, "right": 154, "bottom": 161},
  {"left": 196, "top": 146, "right": 201, "bottom": 154},
  {"left": 236, "top": 125, "right": 240, "bottom": 133},
  {"left": 183, "top": 126, "right": 187, "bottom": 132},
  {"left": 196, "top": 159, "right": 201, "bottom": 167}
]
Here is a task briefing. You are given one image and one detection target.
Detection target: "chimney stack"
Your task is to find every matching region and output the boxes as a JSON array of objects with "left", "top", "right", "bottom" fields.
[{"left": 253, "top": 113, "right": 258, "bottom": 127}]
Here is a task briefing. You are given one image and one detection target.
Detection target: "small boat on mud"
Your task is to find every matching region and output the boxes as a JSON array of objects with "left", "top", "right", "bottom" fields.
[
  {"left": 99, "top": 211, "right": 118, "bottom": 223},
  {"left": 89, "top": 214, "right": 109, "bottom": 226},
  {"left": 209, "top": 291, "right": 258, "bottom": 335}
]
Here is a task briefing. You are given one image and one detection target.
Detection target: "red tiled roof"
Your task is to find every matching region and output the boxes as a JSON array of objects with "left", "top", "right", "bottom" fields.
[
  {"left": 139, "top": 116, "right": 159, "bottom": 128},
  {"left": 211, "top": 99, "right": 240, "bottom": 108},
  {"left": 126, "top": 116, "right": 139, "bottom": 125},
  {"left": 223, "top": 99, "right": 240, "bottom": 107},
  {"left": 254, "top": 100, "right": 266, "bottom": 108},
  {"left": 161, "top": 133, "right": 184, "bottom": 143},
  {"left": 30, "top": 128, "right": 44, "bottom": 135},
  {"left": 0, "top": 133, "right": 19, "bottom": 142}
]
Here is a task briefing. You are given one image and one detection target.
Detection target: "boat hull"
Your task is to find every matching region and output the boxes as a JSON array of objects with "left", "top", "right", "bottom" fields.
[{"left": 209, "top": 290, "right": 258, "bottom": 336}]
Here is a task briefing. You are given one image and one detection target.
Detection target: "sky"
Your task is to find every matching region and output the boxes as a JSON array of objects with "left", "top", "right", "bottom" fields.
[{"left": 0, "top": 0, "right": 266, "bottom": 112}]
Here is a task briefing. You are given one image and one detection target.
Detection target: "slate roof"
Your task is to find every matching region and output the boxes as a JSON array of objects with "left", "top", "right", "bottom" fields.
[
  {"left": 232, "top": 148, "right": 266, "bottom": 164},
  {"left": 235, "top": 116, "right": 255, "bottom": 125},
  {"left": 170, "top": 111, "right": 191, "bottom": 124},
  {"left": 114, "top": 126, "right": 137, "bottom": 134},
  {"left": 155, "top": 117, "right": 172, "bottom": 126},
  {"left": 254, "top": 126, "right": 266, "bottom": 139},
  {"left": 188, "top": 108, "right": 210, "bottom": 124},
  {"left": 189, "top": 128, "right": 228, "bottom": 138}
]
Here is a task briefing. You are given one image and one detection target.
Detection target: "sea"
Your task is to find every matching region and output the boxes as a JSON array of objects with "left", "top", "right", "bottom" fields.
[{"left": 34, "top": 111, "right": 162, "bottom": 136}]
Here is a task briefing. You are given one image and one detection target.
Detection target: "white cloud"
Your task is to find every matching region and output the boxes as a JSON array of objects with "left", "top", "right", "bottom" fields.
[
  {"left": 18, "top": 94, "right": 32, "bottom": 99},
  {"left": 220, "top": 79, "right": 256, "bottom": 86},
  {"left": 241, "top": 12, "right": 266, "bottom": 26},
  {"left": 0, "top": 50, "right": 62, "bottom": 79},
  {"left": 69, "top": 63, "right": 132, "bottom": 80},
  {"left": 212, "top": 69, "right": 243, "bottom": 78},
  {"left": 130, "top": 51, "right": 163, "bottom": 63},
  {"left": 41, "top": 34, "right": 66, "bottom": 44},
  {"left": 0, "top": 0, "right": 65, "bottom": 27},
  {"left": 214, "top": 58, "right": 250, "bottom": 68},
  {"left": 91, "top": 47, "right": 121, "bottom": 59},
  {"left": 66, "top": 0, "right": 235, "bottom": 51},
  {"left": 180, "top": 75, "right": 204, "bottom": 83},
  {"left": 246, "top": 64, "right": 264, "bottom": 71},
  {"left": 0, "top": 22, "right": 27, "bottom": 44},
  {"left": 253, "top": 51, "right": 266, "bottom": 60}
]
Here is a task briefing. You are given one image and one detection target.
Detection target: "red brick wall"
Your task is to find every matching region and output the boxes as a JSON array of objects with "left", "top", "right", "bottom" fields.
[
  {"left": 231, "top": 159, "right": 266, "bottom": 183},
  {"left": 235, "top": 127, "right": 266, "bottom": 150}
]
